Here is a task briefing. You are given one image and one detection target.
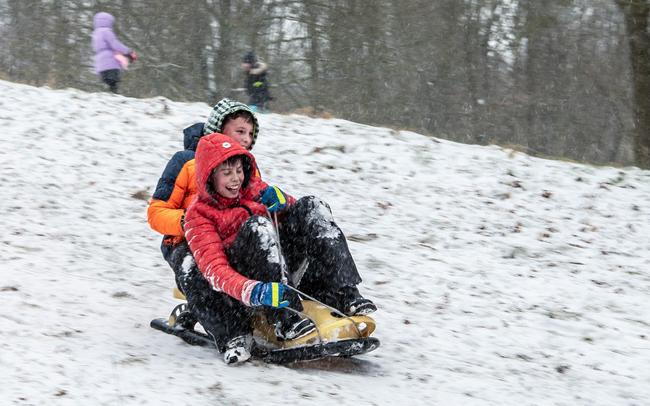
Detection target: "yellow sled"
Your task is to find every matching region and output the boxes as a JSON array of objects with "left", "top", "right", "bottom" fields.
[
  {"left": 252, "top": 299, "right": 376, "bottom": 348},
  {"left": 152, "top": 287, "right": 380, "bottom": 363}
]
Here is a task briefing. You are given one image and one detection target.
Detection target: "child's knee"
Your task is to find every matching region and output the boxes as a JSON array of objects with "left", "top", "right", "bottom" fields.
[
  {"left": 243, "top": 215, "right": 275, "bottom": 237},
  {"left": 240, "top": 216, "right": 282, "bottom": 257},
  {"left": 295, "top": 195, "right": 327, "bottom": 210},
  {"left": 298, "top": 196, "right": 334, "bottom": 222}
]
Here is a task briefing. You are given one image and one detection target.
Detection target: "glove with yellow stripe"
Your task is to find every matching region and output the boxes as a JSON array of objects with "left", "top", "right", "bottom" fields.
[
  {"left": 250, "top": 282, "right": 289, "bottom": 308},
  {"left": 260, "top": 186, "right": 288, "bottom": 213}
]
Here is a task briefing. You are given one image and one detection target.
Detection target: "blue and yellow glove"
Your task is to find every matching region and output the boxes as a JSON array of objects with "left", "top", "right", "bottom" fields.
[
  {"left": 260, "top": 186, "right": 288, "bottom": 213},
  {"left": 250, "top": 282, "right": 289, "bottom": 308}
]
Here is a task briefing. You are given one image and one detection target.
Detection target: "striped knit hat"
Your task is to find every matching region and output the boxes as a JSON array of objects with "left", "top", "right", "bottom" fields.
[{"left": 203, "top": 98, "right": 260, "bottom": 149}]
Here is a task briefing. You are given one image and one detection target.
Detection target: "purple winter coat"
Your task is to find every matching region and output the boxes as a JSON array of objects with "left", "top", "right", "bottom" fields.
[{"left": 92, "top": 12, "right": 131, "bottom": 74}]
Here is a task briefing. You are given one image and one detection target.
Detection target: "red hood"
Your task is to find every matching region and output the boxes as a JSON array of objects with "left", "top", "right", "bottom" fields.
[{"left": 195, "top": 133, "right": 256, "bottom": 201}]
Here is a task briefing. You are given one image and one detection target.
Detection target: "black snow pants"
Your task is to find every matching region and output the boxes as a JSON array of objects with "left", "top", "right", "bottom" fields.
[
  {"left": 245, "top": 72, "right": 272, "bottom": 110},
  {"left": 165, "top": 196, "right": 362, "bottom": 351}
]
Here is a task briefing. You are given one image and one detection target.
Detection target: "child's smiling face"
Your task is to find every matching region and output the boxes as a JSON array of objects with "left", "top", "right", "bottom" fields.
[
  {"left": 211, "top": 158, "right": 244, "bottom": 199},
  {"left": 222, "top": 117, "right": 254, "bottom": 150}
]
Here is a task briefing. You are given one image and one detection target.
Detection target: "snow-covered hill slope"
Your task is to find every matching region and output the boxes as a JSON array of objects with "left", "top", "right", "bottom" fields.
[{"left": 1, "top": 80, "right": 649, "bottom": 405}]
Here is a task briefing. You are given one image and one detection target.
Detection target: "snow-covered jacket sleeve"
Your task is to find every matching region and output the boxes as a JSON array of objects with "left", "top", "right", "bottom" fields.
[
  {"left": 104, "top": 29, "right": 131, "bottom": 55},
  {"left": 183, "top": 203, "right": 258, "bottom": 305}
]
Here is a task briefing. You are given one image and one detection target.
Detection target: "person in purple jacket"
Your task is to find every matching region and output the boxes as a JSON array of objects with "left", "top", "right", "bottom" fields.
[{"left": 91, "top": 12, "right": 137, "bottom": 93}]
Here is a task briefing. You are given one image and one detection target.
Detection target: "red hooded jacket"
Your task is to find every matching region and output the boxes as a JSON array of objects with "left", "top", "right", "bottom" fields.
[{"left": 183, "top": 133, "right": 293, "bottom": 305}]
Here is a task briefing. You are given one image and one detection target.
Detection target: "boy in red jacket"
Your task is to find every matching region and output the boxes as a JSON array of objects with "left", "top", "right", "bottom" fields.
[
  {"left": 183, "top": 133, "right": 376, "bottom": 364},
  {"left": 148, "top": 99, "right": 265, "bottom": 299}
]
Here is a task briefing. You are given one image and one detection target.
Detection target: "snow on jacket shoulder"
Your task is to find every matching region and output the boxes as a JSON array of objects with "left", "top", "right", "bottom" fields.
[{"left": 184, "top": 133, "right": 268, "bottom": 305}]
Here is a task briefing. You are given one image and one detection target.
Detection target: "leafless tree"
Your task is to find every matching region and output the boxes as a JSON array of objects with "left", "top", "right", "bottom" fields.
[{"left": 0, "top": 0, "right": 643, "bottom": 166}]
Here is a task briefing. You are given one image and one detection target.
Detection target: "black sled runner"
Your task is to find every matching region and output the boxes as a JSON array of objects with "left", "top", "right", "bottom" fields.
[{"left": 151, "top": 289, "right": 380, "bottom": 364}]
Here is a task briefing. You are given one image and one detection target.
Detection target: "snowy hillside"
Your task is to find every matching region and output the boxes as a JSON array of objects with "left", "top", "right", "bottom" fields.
[{"left": 1, "top": 80, "right": 649, "bottom": 405}]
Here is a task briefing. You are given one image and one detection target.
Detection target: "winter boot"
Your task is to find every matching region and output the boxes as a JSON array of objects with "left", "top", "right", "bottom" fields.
[
  {"left": 338, "top": 286, "right": 377, "bottom": 316},
  {"left": 223, "top": 335, "right": 252, "bottom": 365},
  {"left": 273, "top": 311, "right": 315, "bottom": 341}
]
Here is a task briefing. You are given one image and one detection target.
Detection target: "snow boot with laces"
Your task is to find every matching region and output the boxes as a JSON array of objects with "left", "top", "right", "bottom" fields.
[
  {"left": 273, "top": 311, "right": 315, "bottom": 341},
  {"left": 338, "top": 285, "right": 377, "bottom": 316}
]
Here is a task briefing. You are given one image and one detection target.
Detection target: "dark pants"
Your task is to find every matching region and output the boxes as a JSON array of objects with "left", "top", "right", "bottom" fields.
[
  {"left": 278, "top": 196, "right": 362, "bottom": 300},
  {"left": 245, "top": 73, "right": 272, "bottom": 110},
  {"left": 164, "top": 241, "right": 252, "bottom": 351},
  {"left": 100, "top": 69, "right": 120, "bottom": 93},
  {"left": 248, "top": 92, "right": 270, "bottom": 110},
  {"left": 164, "top": 196, "right": 362, "bottom": 350}
]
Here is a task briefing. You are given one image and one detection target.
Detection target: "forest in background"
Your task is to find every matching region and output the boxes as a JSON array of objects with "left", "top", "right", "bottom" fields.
[{"left": 1, "top": 0, "right": 649, "bottom": 168}]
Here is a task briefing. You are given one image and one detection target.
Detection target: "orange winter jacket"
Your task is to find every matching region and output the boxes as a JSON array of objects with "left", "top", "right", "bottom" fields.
[
  {"left": 148, "top": 123, "right": 268, "bottom": 249},
  {"left": 147, "top": 153, "right": 197, "bottom": 245}
]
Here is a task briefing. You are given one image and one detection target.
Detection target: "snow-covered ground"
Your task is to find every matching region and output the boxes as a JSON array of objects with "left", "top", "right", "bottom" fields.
[{"left": 1, "top": 79, "right": 649, "bottom": 405}]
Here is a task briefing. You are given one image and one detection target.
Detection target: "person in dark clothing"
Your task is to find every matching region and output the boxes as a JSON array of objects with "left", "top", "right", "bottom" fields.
[
  {"left": 183, "top": 133, "right": 377, "bottom": 364},
  {"left": 241, "top": 51, "right": 272, "bottom": 112}
]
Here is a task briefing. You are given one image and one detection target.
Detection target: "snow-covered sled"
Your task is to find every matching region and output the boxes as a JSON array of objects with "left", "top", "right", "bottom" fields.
[{"left": 150, "top": 288, "right": 380, "bottom": 364}]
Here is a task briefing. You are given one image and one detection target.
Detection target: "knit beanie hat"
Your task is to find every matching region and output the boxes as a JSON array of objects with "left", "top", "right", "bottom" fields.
[{"left": 203, "top": 98, "right": 260, "bottom": 148}]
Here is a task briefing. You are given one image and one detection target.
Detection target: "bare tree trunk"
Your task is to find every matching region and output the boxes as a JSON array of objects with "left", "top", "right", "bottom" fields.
[
  {"left": 214, "top": 0, "right": 234, "bottom": 98},
  {"left": 303, "top": 0, "right": 322, "bottom": 111},
  {"left": 616, "top": 0, "right": 650, "bottom": 168},
  {"left": 0, "top": 0, "right": 642, "bottom": 167}
]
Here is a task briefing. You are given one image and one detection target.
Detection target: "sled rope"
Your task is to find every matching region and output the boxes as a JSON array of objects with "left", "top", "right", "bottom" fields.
[{"left": 270, "top": 211, "right": 289, "bottom": 285}]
